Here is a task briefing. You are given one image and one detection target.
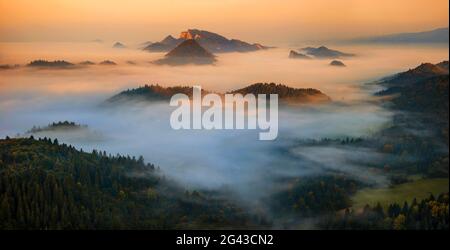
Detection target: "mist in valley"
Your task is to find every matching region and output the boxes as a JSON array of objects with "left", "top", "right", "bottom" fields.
[{"left": 0, "top": 42, "right": 448, "bottom": 208}]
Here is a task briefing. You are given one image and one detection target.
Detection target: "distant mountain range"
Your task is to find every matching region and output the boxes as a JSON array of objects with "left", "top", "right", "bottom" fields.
[
  {"left": 27, "top": 60, "right": 76, "bottom": 68},
  {"left": 153, "top": 39, "right": 217, "bottom": 65},
  {"left": 353, "top": 27, "right": 449, "bottom": 44},
  {"left": 24, "top": 59, "right": 121, "bottom": 68},
  {"left": 299, "top": 46, "right": 355, "bottom": 59},
  {"left": 106, "top": 83, "right": 330, "bottom": 105},
  {"left": 144, "top": 29, "right": 270, "bottom": 53}
]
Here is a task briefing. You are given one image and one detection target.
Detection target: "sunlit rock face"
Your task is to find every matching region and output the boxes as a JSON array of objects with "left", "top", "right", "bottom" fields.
[
  {"left": 144, "top": 29, "right": 269, "bottom": 53},
  {"left": 179, "top": 31, "right": 201, "bottom": 40}
]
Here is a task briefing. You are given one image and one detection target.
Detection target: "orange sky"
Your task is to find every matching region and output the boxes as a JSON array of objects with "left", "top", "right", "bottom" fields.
[{"left": 0, "top": 0, "right": 448, "bottom": 43}]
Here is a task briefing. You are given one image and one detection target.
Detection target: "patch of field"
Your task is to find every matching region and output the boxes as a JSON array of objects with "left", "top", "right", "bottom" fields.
[{"left": 352, "top": 178, "right": 449, "bottom": 209}]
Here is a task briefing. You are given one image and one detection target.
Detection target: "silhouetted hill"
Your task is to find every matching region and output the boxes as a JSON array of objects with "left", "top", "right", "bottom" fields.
[
  {"left": 20, "top": 121, "right": 105, "bottom": 144},
  {"left": 289, "top": 50, "right": 312, "bottom": 59},
  {"left": 230, "top": 83, "right": 331, "bottom": 104},
  {"left": 27, "top": 60, "right": 75, "bottom": 69},
  {"left": 161, "top": 35, "right": 181, "bottom": 45},
  {"left": 144, "top": 29, "right": 269, "bottom": 53},
  {"left": 106, "top": 84, "right": 211, "bottom": 104},
  {"left": 154, "top": 39, "right": 216, "bottom": 65},
  {"left": 377, "top": 61, "right": 449, "bottom": 113},
  {"left": 99, "top": 60, "right": 117, "bottom": 66},
  {"left": 112, "top": 42, "right": 126, "bottom": 48},
  {"left": 166, "top": 39, "right": 215, "bottom": 58},
  {"left": 0, "top": 64, "right": 20, "bottom": 70},
  {"left": 330, "top": 60, "right": 346, "bottom": 67},
  {"left": 143, "top": 35, "right": 182, "bottom": 52},
  {"left": 79, "top": 61, "right": 96, "bottom": 65},
  {"left": 139, "top": 41, "right": 153, "bottom": 49},
  {"left": 436, "top": 61, "right": 449, "bottom": 71},
  {"left": 379, "top": 61, "right": 449, "bottom": 87},
  {"left": 300, "top": 46, "right": 355, "bottom": 59},
  {"left": 25, "top": 121, "right": 87, "bottom": 134}
]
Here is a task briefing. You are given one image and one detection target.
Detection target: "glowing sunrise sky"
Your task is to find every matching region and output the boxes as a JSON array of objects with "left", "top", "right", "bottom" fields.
[{"left": 0, "top": 0, "right": 448, "bottom": 43}]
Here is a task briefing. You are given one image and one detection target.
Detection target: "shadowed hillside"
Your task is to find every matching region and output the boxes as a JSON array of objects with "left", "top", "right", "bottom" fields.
[
  {"left": 106, "top": 83, "right": 330, "bottom": 104},
  {"left": 230, "top": 83, "right": 331, "bottom": 104},
  {"left": 0, "top": 137, "right": 259, "bottom": 229},
  {"left": 154, "top": 39, "right": 217, "bottom": 65}
]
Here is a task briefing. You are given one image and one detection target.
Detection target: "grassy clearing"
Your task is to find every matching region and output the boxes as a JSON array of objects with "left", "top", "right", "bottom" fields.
[{"left": 351, "top": 178, "right": 449, "bottom": 209}]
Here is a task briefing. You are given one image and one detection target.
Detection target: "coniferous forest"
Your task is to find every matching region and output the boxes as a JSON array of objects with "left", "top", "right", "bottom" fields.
[
  {"left": 0, "top": 137, "right": 258, "bottom": 229},
  {"left": 0, "top": 136, "right": 448, "bottom": 229}
]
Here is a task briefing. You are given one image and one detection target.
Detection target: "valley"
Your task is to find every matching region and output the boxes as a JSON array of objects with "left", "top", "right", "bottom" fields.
[{"left": 0, "top": 35, "right": 448, "bottom": 230}]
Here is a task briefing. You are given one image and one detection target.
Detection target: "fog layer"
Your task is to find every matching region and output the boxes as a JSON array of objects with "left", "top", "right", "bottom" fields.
[{"left": 0, "top": 42, "right": 448, "bottom": 201}]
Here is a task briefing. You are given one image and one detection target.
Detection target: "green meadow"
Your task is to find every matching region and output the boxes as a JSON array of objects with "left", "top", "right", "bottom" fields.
[{"left": 352, "top": 178, "right": 449, "bottom": 209}]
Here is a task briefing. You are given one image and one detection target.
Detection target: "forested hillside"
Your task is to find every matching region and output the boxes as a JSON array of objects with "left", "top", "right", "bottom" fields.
[
  {"left": 0, "top": 137, "right": 257, "bottom": 229},
  {"left": 324, "top": 193, "right": 449, "bottom": 230}
]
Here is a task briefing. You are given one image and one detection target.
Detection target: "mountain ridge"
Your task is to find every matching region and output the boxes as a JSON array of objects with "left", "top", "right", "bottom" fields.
[
  {"left": 352, "top": 27, "right": 449, "bottom": 44},
  {"left": 378, "top": 61, "right": 449, "bottom": 88},
  {"left": 300, "top": 46, "right": 355, "bottom": 59},
  {"left": 144, "top": 29, "right": 269, "bottom": 53},
  {"left": 106, "top": 83, "right": 331, "bottom": 105}
]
